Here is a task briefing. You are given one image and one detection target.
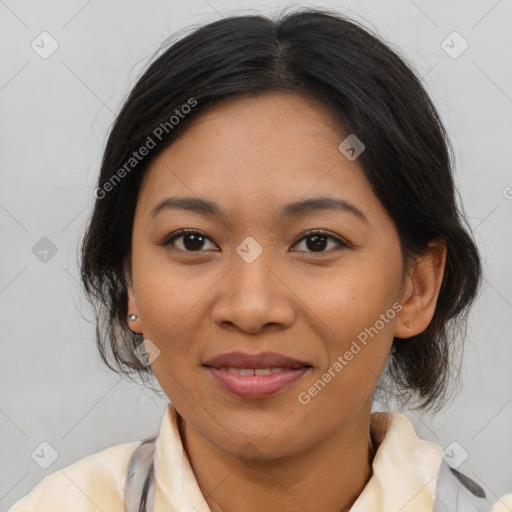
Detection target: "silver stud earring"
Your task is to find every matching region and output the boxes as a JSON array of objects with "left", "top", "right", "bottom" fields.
[{"left": 128, "top": 314, "right": 139, "bottom": 323}]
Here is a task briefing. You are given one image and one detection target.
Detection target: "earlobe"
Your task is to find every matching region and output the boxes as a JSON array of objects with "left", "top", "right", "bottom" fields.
[{"left": 394, "top": 237, "right": 447, "bottom": 339}]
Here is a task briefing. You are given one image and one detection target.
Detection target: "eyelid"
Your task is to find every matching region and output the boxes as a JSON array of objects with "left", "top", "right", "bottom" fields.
[
  {"left": 159, "top": 228, "right": 218, "bottom": 250},
  {"left": 292, "top": 229, "right": 350, "bottom": 248},
  {"left": 159, "top": 228, "right": 351, "bottom": 253}
]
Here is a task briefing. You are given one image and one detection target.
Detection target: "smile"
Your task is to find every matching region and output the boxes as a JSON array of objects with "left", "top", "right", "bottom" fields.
[{"left": 218, "top": 367, "right": 289, "bottom": 375}]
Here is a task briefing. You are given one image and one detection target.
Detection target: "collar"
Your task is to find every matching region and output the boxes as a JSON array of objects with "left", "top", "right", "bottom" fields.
[
  {"left": 152, "top": 404, "right": 442, "bottom": 512},
  {"left": 351, "top": 412, "right": 442, "bottom": 511}
]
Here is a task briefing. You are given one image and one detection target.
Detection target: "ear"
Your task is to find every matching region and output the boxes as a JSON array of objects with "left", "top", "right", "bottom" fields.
[
  {"left": 394, "top": 237, "right": 447, "bottom": 339},
  {"left": 125, "top": 257, "right": 143, "bottom": 335}
]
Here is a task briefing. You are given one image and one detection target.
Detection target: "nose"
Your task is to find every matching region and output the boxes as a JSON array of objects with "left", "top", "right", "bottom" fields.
[{"left": 210, "top": 249, "right": 296, "bottom": 334}]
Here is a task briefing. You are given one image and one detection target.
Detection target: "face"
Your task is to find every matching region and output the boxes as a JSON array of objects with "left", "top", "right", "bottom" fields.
[{"left": 126, "top": 92, "right": 412, "bottom": 460}]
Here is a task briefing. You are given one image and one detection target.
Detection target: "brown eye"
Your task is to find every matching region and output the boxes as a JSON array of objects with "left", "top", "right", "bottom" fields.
[
  {"left": 159, "top": 228, "right": 348, "bottom": 255},
  {"left": 292, "top": 230, "right": 348, "bottom": 254},
  {"left": 160, "top": 229, "right": 217, "bottom": 252}
]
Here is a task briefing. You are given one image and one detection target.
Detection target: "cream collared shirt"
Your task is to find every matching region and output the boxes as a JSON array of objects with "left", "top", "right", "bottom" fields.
[{"left": 6, "top": 404, "right": 491, "bottom": 511}]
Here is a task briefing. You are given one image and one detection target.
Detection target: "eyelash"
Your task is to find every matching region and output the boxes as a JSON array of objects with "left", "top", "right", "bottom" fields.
[{"left": 159, "top": 228, "right": 349, "bottom": 255}]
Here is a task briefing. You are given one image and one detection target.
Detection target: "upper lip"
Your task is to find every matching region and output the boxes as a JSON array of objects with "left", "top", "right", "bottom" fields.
[{"left": 203, "top": 351, "right": 312, "bottom": 369}]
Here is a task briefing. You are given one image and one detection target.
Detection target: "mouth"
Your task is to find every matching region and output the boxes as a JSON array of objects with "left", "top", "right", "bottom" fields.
[{"left": 203, "top": 351, "right": 313, "bottom": 399}]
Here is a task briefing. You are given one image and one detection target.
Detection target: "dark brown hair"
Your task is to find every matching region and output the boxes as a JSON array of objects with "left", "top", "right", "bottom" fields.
[{"left": 79, "top": 8, "right": 481, "bottom": 411}]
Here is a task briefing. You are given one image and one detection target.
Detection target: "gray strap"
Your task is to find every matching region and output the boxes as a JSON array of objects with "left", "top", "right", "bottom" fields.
[
  {"left": 433, "top": 460, "right": 488, "bottom": 512},
  {"left": 124, "top": 437, "right": 157, "bottom": 512}
]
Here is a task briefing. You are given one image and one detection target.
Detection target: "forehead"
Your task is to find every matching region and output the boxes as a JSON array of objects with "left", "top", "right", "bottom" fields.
[{"left": 136, "top": 92, "right": 387, "bottom": 227}]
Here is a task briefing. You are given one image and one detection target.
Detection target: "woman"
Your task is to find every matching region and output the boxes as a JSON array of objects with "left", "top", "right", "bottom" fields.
[{"left": 9, "top": 7, "right": 499, "bottom": 512}]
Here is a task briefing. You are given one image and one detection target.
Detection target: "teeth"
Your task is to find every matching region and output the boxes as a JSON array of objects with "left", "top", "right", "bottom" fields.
[{"left": 220, "top": 367, "right": 286, "bottom": 375}]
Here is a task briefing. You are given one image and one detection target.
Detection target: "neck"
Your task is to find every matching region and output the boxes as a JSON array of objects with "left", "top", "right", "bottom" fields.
[{"left": 178, "top": 404, "right": 377, "bottom": 512}]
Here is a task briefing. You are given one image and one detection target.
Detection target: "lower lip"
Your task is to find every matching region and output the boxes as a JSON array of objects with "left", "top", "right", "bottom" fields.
[{"left": 205, "top": 366, "right": 311, "bottom": 399}]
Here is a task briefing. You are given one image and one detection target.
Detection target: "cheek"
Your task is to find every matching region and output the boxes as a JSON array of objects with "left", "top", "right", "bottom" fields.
[
  {"left": 133, "top": 236, "right": 207, "bottom": 317},
  {"left": 308, "top": 255, "right": 402, "bottom": 383},
  {"left": 131, "top": 248, "right": 206, "bottom": 362},
  {"left": 298, "top": 255, "right": 403, "bottom": 339},
  {"left": 297, "top": 290, "right": 397, "bottom": 423}
]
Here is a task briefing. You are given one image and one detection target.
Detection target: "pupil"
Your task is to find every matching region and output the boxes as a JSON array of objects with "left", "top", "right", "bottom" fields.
[
  {"left": 184, "top": 234, "right": 204, "bottom": 251},
  {"left": 181, "top": 234, "right": 327, "bottom": 252},
  {"left": 307, "top": 235, "right": 327, "bottom": 251}
]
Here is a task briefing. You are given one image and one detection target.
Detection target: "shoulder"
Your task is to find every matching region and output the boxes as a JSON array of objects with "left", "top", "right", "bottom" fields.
[{"left": 8, "top": 440, "right": 141, "bottom": 512}]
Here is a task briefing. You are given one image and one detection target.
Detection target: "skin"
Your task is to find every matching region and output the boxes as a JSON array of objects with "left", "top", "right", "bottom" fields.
[{"left": 125, "top": 92, "right": 446, "bottom": 512}]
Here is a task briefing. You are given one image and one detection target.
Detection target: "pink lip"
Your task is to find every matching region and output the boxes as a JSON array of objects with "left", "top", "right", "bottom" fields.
[
  {"left": 203, "top": 351, "right": 311, "bottom": 369},
  {"left": 203, "top": 351, "right": 312, "bottom": 399},
  {"left": 206, "top": 367, "right": 311, "bottom": 399}
]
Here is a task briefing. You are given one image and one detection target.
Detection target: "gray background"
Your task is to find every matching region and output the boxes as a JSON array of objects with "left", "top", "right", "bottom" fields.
[{"left": 1, "top": 0, "right": 511, "bottom": 509}]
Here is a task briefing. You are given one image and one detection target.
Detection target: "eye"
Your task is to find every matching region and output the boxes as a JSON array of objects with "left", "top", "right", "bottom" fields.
[
  {"left": 160, "top": 229, "right": 217, "bottom": 252},
  {"left": 159, "top": 228, "right": 348, "bottom": 255},
  {"left": 291, "top": 229, "right": 348, "bottom": 255}
]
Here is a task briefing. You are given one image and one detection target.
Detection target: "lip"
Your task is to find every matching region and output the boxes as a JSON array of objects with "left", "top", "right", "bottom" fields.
[
  {"left": 205, "top": 367, "right": 312, "bottom": 399},
  {"left": 203, "top": 351, "right": 311, "bottom": 369},
  {"left": 203, "top": 351, "right": 312, "bottom": 399}
]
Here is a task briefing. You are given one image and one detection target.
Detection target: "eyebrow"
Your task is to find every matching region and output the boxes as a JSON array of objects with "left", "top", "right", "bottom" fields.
[{"left": 150, "top": 195, "right": 368, "bottom": 223}]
